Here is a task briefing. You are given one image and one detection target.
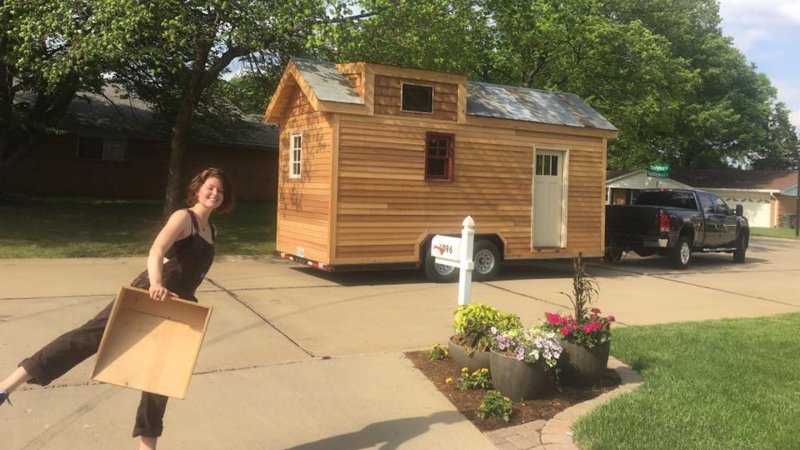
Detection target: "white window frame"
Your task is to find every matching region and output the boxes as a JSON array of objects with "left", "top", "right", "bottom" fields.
[{"left": 289, "top": 133, "right": 302, "bottom": 179}]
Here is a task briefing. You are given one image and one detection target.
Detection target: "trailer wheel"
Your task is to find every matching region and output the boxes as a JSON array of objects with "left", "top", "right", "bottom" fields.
[
  {"left": 473, "top": 240, "right": 502, "bottom": 281},
  {"left": 424, "top": 252, "right": 458, "bottom": 283},
  {"left": 733, "top": 232, "right": 748, "bottom": 263},
  {"left": 670, "top": 236, "right": 692, "bottom": 270}
]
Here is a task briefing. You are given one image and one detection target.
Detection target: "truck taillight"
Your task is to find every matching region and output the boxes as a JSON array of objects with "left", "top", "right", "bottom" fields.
[{"left": 659, "top": 212, "right": 670, "bottom": 233}]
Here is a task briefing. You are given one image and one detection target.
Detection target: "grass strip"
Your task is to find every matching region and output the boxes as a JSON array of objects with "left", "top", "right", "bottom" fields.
[
  {"left": 574, "top": 314, "right": 800, "bottom": 450},
  {"left": 0, "top": 194, "right": 275, "bottom": 258}
]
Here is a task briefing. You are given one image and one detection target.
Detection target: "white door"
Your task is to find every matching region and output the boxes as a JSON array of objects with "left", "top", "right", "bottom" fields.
[{"left": 533, "top": 150, "right": 565, "bottom": 247}]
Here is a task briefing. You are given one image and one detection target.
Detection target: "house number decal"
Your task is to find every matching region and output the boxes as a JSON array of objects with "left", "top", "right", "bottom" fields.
[{"left": 431, "top": 235, "right": 461, "bottom": 262}]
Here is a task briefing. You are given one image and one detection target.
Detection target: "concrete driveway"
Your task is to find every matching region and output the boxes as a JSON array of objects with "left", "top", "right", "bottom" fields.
[{"left": 1, "top": 236, "right": 798, "bottom": 449}]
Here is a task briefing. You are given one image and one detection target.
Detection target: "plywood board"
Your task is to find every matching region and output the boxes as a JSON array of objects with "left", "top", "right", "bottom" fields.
[{"left": 92, "top": 286, "right": 212, "bottom": 399}]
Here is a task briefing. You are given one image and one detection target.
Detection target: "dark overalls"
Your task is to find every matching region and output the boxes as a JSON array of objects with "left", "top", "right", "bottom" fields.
[{"left": 20, "top": 210, "right": 215, "bottom": 438}]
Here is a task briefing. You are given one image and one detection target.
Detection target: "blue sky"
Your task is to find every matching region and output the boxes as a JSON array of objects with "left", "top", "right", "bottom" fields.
[{"left": 718, "top": 0, "right": 800, "bottom": 130}]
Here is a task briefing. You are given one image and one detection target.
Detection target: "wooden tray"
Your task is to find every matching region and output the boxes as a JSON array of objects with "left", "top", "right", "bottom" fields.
[{"left": 91, "top": 286, "right": 212, "bottom": 399}]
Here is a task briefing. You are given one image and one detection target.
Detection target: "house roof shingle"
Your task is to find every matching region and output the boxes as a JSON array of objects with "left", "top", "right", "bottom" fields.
[{"left": 53, "top": 86, "right": 277, "bottom": 149}]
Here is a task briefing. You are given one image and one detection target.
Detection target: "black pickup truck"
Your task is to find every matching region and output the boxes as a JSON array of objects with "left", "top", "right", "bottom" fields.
[{"left": 604, "top": 189, "right": 749, "bottom": 269}]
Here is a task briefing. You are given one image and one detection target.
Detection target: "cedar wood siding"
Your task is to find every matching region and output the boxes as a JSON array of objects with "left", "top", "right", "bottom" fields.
[
  {"left": 276, "top": 86, "right": 334, "bottom": 263},
  {"left": 332, "top": 75, "right": 606, "bottom": 265},
  {"left": 373, "top": 75, "right": 458, "bottom": 122}
]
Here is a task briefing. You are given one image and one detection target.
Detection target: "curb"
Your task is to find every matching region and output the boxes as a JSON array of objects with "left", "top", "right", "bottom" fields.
[{"left": 487, "top": 356, "right": 643, "bottom": 450}]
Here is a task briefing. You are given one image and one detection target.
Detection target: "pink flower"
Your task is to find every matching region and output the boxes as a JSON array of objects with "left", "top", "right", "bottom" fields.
[
  {"left": 591, "top": 307, "right": 601, "bottom": 314},
  {"left": 607, "top": 315, "right": 616, "bottom": 322},
  {"left": 559, "top": 325, "right": 571, "bottom": 336},
  {"left": 545, "top": 312, "right": 565, "bottom": 326}
]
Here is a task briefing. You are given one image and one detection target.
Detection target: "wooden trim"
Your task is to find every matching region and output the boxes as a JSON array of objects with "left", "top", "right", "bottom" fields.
[
  {"left": 317, "top": 101, "right": 369, "bottom": 115},
  {"left": 365, "top": 62, "right": 467, "bottom": 85},
  {"left": 266, "top": 61, "right": 325, "bottom": 122},
  {"left": 457, "top": 83, "right": 467, "bottom": 124},
  {"left": 364, "top": 65, "right": 376, "bottom": 116},
  {"left": 601, "top": 138, "right": 608, "bottom": 252},
  {"left": 265, "top": 71, "right": 297, "bottom": 123},
  {"left": 469, "top": 116, "right": 618, "bottom": 139},
  {"left": 329, "top": 115, "right": 340, "bottom": 260},
  {"left": 335, "top": 61, "right": 366, "bottom": 76}
]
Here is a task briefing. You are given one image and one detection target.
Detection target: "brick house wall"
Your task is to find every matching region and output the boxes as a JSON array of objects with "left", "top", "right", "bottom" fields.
[{"left": 1, "top": 134, "right": 277, "bottom": 202}]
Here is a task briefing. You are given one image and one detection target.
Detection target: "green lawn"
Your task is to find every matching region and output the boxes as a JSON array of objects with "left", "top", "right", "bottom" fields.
[
  {"left": 574, "top": 314, "right": 800, "bottom": 450},
  {"left": 750, "top": 226, "right": 799, "bottom": 240},
  {"left": 0, "top": 194, "right": 275, "bottom": 258}
]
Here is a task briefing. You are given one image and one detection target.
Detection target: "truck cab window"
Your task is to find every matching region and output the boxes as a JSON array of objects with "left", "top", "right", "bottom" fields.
[
  {"left": 698, "top": 193, "right": 715, "bottom": 215},
  {"left": 713, "top": 196, "right": 730, "bottom": 215}
]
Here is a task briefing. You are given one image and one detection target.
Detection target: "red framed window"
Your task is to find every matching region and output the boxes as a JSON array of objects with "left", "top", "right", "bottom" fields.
[{"left": 425, "top": 132, "right": 454, "bottom": 181}]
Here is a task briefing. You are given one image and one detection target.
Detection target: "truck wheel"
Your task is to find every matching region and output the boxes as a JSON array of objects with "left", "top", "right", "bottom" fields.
[
  {"left": 603, "top": 247, "right": 624, "bottom": 263},
  {"left": 424, "top": 251, "right": 458, "bottom": 283},
  {"left": 473, "top": 240, "right": 501, "bottom": 281},
  {"left": 671, "top": 236, "right": 692, "bottom": 269},
  {"left": 733, "top": 232, "right": 748, "bottom": 263}
]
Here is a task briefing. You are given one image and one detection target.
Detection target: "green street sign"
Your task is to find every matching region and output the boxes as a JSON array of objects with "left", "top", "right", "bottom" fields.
[{"left": 647, "top": 164, "right": 670, "bottom": 178}]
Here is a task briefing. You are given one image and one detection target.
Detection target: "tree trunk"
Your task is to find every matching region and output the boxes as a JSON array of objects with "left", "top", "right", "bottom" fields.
[
  {"left": 162, "top": 99, "right": 194, "bottom": 216},
  {"left": 0, "top": 134, "right": 35, "bottom": 190}
]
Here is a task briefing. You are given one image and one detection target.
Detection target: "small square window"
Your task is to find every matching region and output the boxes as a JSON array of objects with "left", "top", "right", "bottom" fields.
[
  {"left": 402, "top": 83, "right": 433, "bottom": 113},
  {"left": 425, "top": 132, "right": 454, "bottom": 181},
  {"left": 77, "top": 137, "right": 127, "bottom": 161},
  {"left": 536, "top": 154, "right": 559, "bottom": 176}
]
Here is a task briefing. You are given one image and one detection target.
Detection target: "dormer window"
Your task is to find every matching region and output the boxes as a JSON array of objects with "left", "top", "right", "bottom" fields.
[{"left": 401, "top": 83, "right": 433, "bottom": 113}]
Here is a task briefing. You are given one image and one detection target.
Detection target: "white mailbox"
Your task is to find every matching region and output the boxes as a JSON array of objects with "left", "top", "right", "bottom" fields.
[
  {"left": 431, "top": 235, "right": 462, "bottom": 266},
  {"left": 431, "top": 217, "right": 476, "bottom": 305}
]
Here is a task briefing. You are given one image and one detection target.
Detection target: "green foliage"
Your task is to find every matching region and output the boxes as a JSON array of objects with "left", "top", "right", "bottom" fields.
[
  {"left": 453, "top": 303, "right": 522, "bottom": 353},
  {"left": 321, "top": 0, "right": 798, "bottom": 170},
  {"left": 565, "top": 254, "right": 599, "bottom": 320},
  {"left": 0, "top": 0, "right": 152, "bottom": 176},
  {"left": 456, "top": 367, "right": 492, "bottom": 391},
  {"left": 477, "top": 390, "right": 513, "bottom": 422},
  {"left": 428, "top": 344, "right": 448, "bottom": 361}
]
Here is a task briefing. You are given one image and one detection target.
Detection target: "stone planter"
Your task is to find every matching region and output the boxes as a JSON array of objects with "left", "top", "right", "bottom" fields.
[
  {"left": 558, "top": 340, "right": 610, "bottom": 385},
  {"left": 448, "top": 336, "right": 490, "bottom": 373},
  {"left": 489, "top": 349, "right": 549, "bottom": 402}
]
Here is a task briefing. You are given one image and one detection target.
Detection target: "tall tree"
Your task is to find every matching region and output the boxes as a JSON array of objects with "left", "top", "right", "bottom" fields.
[
  {"left": 0, "top": 0, "right": 147, "bottom": 183},
  {"left": 322, "top": 0, "right": 695, "bottom": 169},
  {"left": 604, "top": 0, "right": 797, "bottom": 168},
  {"left": 112, "top": 0, "right": 351, "bottom": 215}
]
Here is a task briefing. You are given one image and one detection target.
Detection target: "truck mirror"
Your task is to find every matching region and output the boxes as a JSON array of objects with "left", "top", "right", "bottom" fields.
[{"left": 735, "top": 204, "right": 743, "bottom": 216}]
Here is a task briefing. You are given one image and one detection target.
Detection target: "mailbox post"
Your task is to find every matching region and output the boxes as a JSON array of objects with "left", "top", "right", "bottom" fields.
[{"left": 431, "top": 216, "right": 475, "bottom": 305}]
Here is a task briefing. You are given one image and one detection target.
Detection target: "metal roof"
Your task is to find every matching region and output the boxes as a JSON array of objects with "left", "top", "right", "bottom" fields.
[
  {"left": 292, "top": 58, "right": 364, "bottom": 105},
  {"left": 290, "top": 59, "right": 614, "bottom": 130},
  {"left": 467, "top": 81, "right": 616, "bottom": 131}
]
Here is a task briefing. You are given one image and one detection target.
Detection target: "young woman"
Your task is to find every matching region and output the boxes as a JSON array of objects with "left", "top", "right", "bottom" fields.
[{"left": 0, "top": 167, "right": 234, "bottom": 450}]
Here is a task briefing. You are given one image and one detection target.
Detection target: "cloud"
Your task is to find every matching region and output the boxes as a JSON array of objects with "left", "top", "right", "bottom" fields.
[
  {"left": 719, "top": 0, "right": 800, "bottom": 51},
  {"left": 790, "top": 111, "right": 800, "bottom": 130}
]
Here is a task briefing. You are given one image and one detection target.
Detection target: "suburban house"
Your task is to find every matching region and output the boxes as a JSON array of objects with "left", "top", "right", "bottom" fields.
[
  {"left": 2, "top": 87, "right": 279, "bottom": 201},
  {"left": 670, "top": 169, "right": 799, "bottom": 228},
  {"left": 605, "top": 169, "right": 691, "bottom": 205},
  {"left": 265, "top": 58, "right": 617, "bottom": 280}
]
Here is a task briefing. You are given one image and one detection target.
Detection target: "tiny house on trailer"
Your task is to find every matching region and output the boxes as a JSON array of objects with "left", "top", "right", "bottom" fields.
[{"left": 265, "top": 59, "right": 618, "bottom": 281}]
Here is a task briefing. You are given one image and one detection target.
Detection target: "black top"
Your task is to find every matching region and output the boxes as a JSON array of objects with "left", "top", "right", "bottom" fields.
[{"left": 130, "top": 210, "right": 215, "bottom": 301}]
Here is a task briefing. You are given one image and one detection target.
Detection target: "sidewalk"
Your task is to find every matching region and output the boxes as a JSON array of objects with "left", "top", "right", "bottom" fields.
[{"left": 2, "top": 236, "right": 799, "bottom": 449}]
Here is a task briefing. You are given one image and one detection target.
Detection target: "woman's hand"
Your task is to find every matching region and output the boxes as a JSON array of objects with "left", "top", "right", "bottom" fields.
[{"left": 149, "top": 283, "right": 176, "bottom": 302}]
